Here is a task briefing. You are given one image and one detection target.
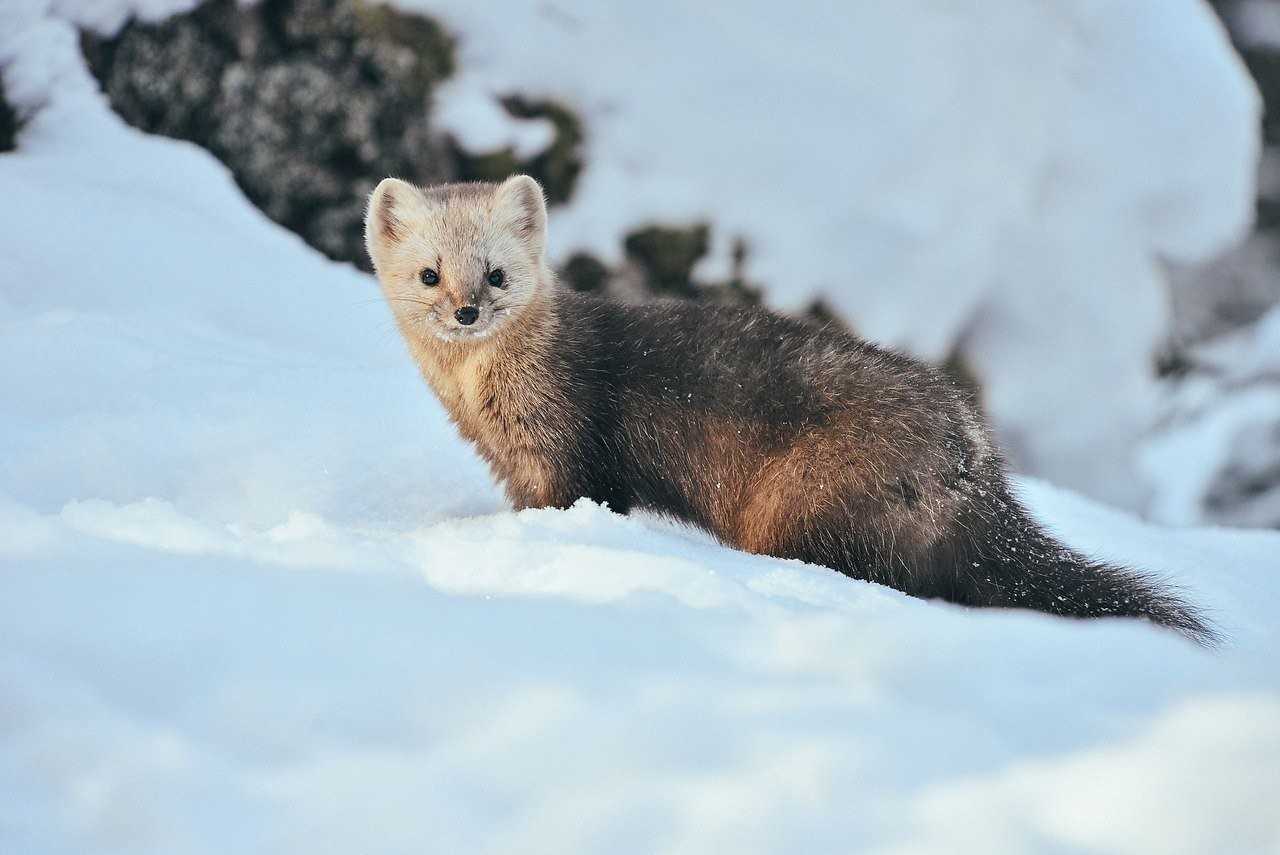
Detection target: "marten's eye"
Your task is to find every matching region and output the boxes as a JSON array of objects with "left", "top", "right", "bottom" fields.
[
  {"left": 487, "top": 269, "right": 506, "bottom": 288},
  {"left": 420, "top": 268, "right": 439, "bottom": 286}
]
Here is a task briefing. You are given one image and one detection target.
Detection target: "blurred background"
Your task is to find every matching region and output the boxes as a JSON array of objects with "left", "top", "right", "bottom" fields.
[{"left": 5, "top": 0, "right": 1279, "bottom": 529}]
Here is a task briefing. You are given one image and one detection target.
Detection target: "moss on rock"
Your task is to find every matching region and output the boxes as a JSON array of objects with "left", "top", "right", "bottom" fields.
[
  {"left": 623, "top": 224, "right": 710, "bottom": 299},
  {"left": 452, "top": 95, "right": 585, "bottom": 205},
  {"left": 82, "top": 0, "right": 507, "bottom": 267},
  {"left": 561, "top": 252, "right": 610, "bottom": 293}
]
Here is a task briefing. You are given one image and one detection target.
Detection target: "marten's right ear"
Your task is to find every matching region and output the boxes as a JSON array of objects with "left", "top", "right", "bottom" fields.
[
  {"left": 365, "top": 178, "right": 422, "bottom": 265},
  {"left": 493, "top": 174, "right": 548, "bottom": 253}
]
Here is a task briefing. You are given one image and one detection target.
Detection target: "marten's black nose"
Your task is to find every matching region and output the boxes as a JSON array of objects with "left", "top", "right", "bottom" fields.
[{"left": 455, "top": 306, "right": 480, "bottom": 326}]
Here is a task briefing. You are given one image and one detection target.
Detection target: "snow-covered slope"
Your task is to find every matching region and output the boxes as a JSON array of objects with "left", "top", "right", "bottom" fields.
[
  {"left": 6, "top": 492, "right": 1280, "bottom": 853},
  {"left": 2, "top": 4, "right": 1278, "bottom": 853}
]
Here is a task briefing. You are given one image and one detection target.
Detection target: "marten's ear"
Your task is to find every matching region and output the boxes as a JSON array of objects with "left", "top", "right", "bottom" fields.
[
  {"left": 493, "top": 174, "right": 547, "bottom": 251},
  {"left": 365, "top": 177, "right": 422, "bottom": 265}
]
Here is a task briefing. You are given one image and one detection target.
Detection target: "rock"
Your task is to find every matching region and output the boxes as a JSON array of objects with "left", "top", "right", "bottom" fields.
[
  {"left": 83, "top": 0, "right": 460, "bottom": 268},
  {"left": 623, "top": 224, "right": 711, "bottom": 299},
  {"left": 0, "top": 74, "right": 21, "bottom": 152},
  {"left": 561, "top": 252, "right": 610, "bottom": 293},
  {"left": 451, "top": 96, "right": 584, "bottom": 206}
]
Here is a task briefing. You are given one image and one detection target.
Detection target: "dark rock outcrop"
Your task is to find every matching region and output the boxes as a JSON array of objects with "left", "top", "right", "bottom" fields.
[
  {"left": 0, "top": 74, "right": 21, "bottom": 152},
  {"left": 82, "top": 0, "right": 583, "bottom": 268}
]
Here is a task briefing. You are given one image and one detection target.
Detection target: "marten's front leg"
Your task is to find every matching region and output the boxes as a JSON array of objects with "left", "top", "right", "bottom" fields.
[
  {"left": 502, "top": 459, "right": 633, "bottom": 514},
  {"left": 502, "top": 468, "right": 581, "bottom": 511}
]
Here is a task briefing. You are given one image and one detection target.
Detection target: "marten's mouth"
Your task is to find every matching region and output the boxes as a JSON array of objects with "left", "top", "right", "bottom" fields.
[
  {"left": 435, "top": 318, "right": 498, "bottom": 342},
  {"left": 422, "top": 305, "right": 510, "bottom": 343},
  {"left": 441, "top": 305, "right": 513, "bottom": 341}
]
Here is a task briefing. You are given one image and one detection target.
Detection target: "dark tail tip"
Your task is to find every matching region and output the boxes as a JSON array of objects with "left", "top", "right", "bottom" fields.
[
  {"left": 1044, "top": 552, "right": 1221, "bottom": 647},
  {"left": 1121, "top": 568, "right": 1220, "bottom": 647},
  {"left": 951, "top": 501, "right": 1221, "bottom": 646}
]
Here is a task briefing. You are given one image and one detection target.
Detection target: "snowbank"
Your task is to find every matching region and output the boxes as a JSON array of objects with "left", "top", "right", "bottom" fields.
[
  {"left": 1, "top": 2, "right": 1278, "bottom": 852},
  {"left": 6, "top": 493, "right": 1280, "bottom": 853}
]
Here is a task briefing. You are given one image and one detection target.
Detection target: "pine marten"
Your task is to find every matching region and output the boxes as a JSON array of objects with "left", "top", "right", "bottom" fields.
[{"left": 364, "top": 174, "right": 1213, "bottom": 644}]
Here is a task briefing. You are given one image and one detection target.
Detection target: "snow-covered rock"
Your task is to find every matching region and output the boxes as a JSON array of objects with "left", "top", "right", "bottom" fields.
[{"left": 1142, "top": 302, "right": 1280, "bottom": 528}]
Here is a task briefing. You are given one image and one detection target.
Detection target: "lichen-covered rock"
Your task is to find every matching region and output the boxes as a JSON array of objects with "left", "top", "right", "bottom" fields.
[
  {"left": 497, "top": 96, "right": 583, "bottom": 205},
  {"left": 1204, "top": 424, "right": 1280, "bottom": 528},
  {"left": 623, "top": 224, "right": 711, "bottom": 299},
  {"left": 82, "top": 0, "right": 592, "bottom": 268},
  {"left": 84, "top": 0, "right": 458, "bottom": 267},
  {"left": 1, "top": 74, "right": 21, "bottom": 152},
  {"left": 561, "top": 252, "right": 610, "bottom": 293},
  {"left": 452, "top": 96, "right": 584, "bottom": 205},
  {"left": 558, "top": 224, "right": 763, "bottom": 307},
  {"left": 80, "top": 0, "right": 804, "bottom": 322},
  {"left": 207, "top": 56, "right": 449, "bottom": 260},
  {"left": 81, "top": 0, "right": 240, "bottom": 135},
  {"left": 90, "top": 16, "right": 234, "bottom": 140}
]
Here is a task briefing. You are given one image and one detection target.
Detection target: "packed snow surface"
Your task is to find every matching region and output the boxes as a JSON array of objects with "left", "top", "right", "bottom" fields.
[{"left": 2, "top": 1, "right": 1278, "bottom": 852}]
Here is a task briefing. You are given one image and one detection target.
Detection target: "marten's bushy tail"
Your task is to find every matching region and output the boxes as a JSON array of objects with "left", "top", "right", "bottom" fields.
[{"left": 925, "top": 490, "right": 1217, "bottom": 646}]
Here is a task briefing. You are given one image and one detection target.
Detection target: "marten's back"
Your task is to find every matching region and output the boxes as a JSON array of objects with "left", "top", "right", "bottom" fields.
[
  {"left": 556, "top": 291, "right": 986, "bottom": 539},
  {"left": 562, "top": 293, "right": 966, "bottom": 429}
]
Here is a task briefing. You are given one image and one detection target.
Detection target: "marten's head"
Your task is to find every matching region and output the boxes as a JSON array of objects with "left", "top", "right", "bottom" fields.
[{"left": 365, "top": 175, "right": 550, "bottom": 344}]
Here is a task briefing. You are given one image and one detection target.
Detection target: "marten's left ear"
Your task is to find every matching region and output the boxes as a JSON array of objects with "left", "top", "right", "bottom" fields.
[
  {"left": 365, "top": 177, "right": 424, "bottom": 269},
  {"left": 494, "top": 174, "right": 548, "bottom": 252}
]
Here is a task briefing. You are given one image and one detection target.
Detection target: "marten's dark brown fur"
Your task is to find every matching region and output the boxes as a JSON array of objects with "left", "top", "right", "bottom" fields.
[{"left": 366, "top": 174, "right": 1214, "bottom": 644}]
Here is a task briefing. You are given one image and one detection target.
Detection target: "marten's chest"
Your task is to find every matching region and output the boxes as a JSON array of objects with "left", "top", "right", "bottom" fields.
[{"left": 428, "top": 355, "right": 569, "bottom": 497}]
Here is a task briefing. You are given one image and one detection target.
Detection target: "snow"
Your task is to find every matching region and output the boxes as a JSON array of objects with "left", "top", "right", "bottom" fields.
[
  {"left": 425, "top": 0, "right": 1261, "bottom": 511},
  {"left": 2, "top": 1, "right": 1279, "bottom": 852},
  {"left": 433, "top": 78, "right": 556, "bottom": 161},
  {"left": 1229, "top": 0, "right": 1280, "bottom": 49},
  {"left": 1141, "top": 302, "right": 1280, "bottom": 528}
]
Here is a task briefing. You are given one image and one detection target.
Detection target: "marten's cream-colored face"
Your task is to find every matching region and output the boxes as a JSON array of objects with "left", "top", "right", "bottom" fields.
[{"left": 364, "top": 175, "right": 549, "bottom": 344}]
